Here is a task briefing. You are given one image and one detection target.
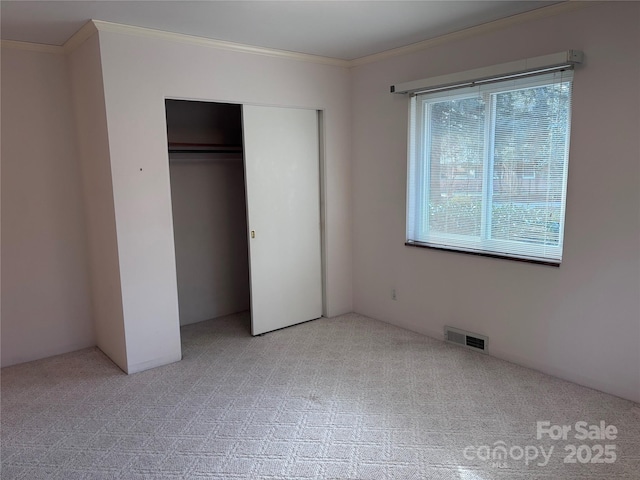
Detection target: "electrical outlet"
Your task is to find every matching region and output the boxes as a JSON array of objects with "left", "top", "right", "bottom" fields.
[{"left": 391, "top": 289, "right": 397, "bottom": 301}]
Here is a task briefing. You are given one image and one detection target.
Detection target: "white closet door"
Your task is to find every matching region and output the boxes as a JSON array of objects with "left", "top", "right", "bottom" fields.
[{"left": 242, "top": 105, "right": 322, "bottom": 335}]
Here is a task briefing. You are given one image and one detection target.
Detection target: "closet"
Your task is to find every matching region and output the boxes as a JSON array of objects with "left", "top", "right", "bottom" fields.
[
  {"left": 166, "top": 100, "right": 250, "bottom": 328},
  {"left": 165, "top": 100, "right": 323, "bottom": 336}
]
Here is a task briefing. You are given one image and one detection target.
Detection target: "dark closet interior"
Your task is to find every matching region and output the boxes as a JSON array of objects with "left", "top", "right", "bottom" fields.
[{"left": 165, "top": 100, "right": 250, "bottom": 327}]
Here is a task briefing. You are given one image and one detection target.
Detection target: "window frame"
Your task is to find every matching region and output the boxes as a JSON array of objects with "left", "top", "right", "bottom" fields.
[{"left": 406, "top": 71, "right": 573, "bottom": 266}]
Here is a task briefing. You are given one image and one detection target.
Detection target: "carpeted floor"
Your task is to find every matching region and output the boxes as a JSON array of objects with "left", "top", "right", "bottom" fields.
[{"left": 1, "top": 312, "right": 639, "bottom": 479}]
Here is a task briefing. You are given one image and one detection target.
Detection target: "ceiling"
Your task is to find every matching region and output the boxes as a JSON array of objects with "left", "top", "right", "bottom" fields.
[{"left": 1, "top": 1, "right": 561, "bottom": 60}]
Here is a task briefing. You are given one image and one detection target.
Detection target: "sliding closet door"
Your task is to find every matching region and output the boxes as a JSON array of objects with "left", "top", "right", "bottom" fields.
[{"left": 242, "top": 105, "right": 322, "bottom": 335}]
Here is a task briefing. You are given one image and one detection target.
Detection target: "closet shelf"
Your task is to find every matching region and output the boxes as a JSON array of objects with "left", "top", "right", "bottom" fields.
[{"left": 168, "top": 142, "right": 243, "bottom": 154}]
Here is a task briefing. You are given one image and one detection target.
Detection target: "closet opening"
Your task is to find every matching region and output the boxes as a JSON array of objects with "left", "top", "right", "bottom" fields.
[{"left": 165, "top": 99, "right": 251, "bottom": 334}]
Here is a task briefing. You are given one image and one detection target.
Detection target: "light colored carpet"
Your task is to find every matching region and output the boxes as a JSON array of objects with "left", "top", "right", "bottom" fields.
[{"left": 1, "top": 312, "right": 639, "bottom": 479}]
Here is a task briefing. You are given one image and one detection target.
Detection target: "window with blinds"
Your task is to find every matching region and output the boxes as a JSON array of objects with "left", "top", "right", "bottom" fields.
[{"left": 406, "top": 70, "right": 573, "bottom": 264}]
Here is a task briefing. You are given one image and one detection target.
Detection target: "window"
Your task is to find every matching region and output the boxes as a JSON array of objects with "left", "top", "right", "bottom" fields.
[{"left": 406, "top": 70, "right": 573, "bottom": 265}]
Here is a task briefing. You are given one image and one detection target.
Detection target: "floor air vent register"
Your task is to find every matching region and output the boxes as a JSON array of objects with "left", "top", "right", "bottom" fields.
[{"left": 445, "top": 326, "right": 488, "bottom": 353}]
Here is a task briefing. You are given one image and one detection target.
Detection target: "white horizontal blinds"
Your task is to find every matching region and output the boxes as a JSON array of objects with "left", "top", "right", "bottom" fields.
[
  {"left": 489, "top": 71, "right": 572, "bottom": 260},
  {"left": 408, "top": 70, "right": 573, "bottom": 263},
  {"left": 426, "top": 91, "right": 485, "bottom": 243}
]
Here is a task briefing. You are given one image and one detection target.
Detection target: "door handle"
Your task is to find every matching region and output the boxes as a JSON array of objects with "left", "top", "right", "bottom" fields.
[{"left": 251, "top": 230, "right": 255, "bottom": 239}]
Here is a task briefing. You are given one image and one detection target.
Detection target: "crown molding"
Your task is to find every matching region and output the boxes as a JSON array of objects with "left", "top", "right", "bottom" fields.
[
  {"left": 89, "top": 20, "right": 351, "bottom": 68},
  {"left": 350, "top": 1, "right": 598, "bottom": 67},
  {"left": 0, "top": 40, "right": 64, "bottom": 54},
  {"left": 63, "top": 20, "right": 99, "bottom": 53}
]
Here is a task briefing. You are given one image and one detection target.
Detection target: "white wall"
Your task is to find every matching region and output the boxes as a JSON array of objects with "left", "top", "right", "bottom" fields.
[
  {"left": 0, "top": 47, "right": 94, "bottom": 366},
  {"left": 67, "top": 34, "right": 128, "bottom": 371},
  {"left": 351, "top": 2, "right": 640, "bottom": 402},
  {"left": 95, "top": 29, "right": 352, "bottom": 373},
  {"left": 169, "top": 161, "right": 250, "bottom": 326}
]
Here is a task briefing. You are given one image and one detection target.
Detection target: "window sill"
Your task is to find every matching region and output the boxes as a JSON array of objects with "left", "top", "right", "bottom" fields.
[{"left": 404, "top": 241, "right": 560, "bottom": 267}]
